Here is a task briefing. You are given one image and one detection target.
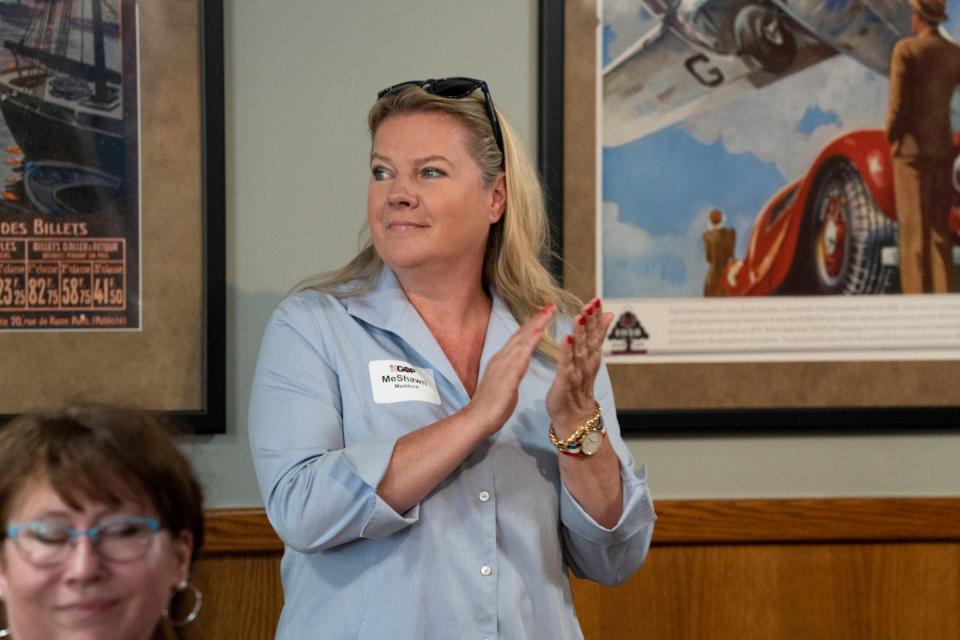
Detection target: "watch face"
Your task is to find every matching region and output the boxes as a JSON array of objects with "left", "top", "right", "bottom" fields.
[{"left": 581, "top": 431, "right": 603, "bottom": 456}]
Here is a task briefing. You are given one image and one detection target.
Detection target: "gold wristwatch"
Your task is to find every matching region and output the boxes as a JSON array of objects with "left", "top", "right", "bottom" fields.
[{"left": 548, "top": 402, "right": 606, "bottom": 457}]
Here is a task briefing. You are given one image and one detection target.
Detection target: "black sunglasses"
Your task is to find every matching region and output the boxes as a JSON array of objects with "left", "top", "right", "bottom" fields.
[{"left": 377, "top": 77, "right": 505, "bottom": 160}]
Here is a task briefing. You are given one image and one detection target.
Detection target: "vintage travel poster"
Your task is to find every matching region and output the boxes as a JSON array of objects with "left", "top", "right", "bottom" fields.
[
  {"left": 600, "top": 0, "right": 960, "bottom": 364},
  {"left": 0, "top": 0, "right": 138, "bottom": 332}
]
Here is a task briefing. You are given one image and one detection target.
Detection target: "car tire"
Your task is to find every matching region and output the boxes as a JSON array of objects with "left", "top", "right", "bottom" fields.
[
  {"left": 734, "top": 5, "right": 797, "bottom": 74},
  {"left": 785, "top": 158, "right": 896, "bottom": 295}
]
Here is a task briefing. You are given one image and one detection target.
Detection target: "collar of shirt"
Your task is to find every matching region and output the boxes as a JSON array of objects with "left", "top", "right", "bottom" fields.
[{"left": 345, "top": 268, "right": 520, "bottom": 403}]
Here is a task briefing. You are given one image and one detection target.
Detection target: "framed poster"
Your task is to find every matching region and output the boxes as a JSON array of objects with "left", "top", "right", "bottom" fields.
[
  {"left": 0, "top": 0, "right": 225, "bottom": 433},
  {"left": 540, "top": 0, "right": 960, "bottom": 432}
]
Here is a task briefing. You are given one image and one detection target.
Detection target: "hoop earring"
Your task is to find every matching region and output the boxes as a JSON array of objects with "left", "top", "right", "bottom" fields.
[{"left": 163, "top": 580, "right": 203, "bottom": 627}]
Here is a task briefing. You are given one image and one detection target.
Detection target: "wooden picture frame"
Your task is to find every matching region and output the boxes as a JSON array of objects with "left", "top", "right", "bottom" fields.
[
  {"left": 0, "top": 0, "right": 225, "bottom": 434},
  {"left": 538, "top": 0, "right": 960, "bottom": 433}
]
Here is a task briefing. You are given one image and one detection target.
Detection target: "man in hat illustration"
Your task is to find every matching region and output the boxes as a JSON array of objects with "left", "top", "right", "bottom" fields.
[
  {"left": 702, "top": 208, "right": 736, "bottom": 296},
  {"left": 885, "top": 0, "right": 960, "bottom": 293}
]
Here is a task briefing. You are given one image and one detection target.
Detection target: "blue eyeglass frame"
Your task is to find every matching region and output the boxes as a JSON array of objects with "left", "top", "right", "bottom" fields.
[
  {"left": 5, "top": 516, "right": 161, "bottom": 545},
  {"left": 376, "top": 77, "right": 505, "bottom": 161}
]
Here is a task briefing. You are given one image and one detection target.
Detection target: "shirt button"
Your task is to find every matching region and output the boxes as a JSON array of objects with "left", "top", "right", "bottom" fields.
[
  {"left": 480, "top": 565, "right": 492, "bottom": 576},
  {"left": 478, "top": 490, "right": 490, "bottom": 502}
]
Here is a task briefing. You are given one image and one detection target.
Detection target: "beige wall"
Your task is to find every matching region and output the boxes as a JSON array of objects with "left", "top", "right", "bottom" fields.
[{"left": 186, "top": 0, "right": 960, "bottom": 507}]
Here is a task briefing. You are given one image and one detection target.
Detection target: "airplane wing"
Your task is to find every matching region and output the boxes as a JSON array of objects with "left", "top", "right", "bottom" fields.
[
  {"left": 604, "top": 23, "right": 749, "bottom": 147},
  {"left": 603, "top": 20, "right": 836, "bottom": 147}
]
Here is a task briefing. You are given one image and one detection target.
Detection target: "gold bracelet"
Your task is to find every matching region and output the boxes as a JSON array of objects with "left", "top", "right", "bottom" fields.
[{"left": 547, "top": 401, "right": 601, "bottom": 451}]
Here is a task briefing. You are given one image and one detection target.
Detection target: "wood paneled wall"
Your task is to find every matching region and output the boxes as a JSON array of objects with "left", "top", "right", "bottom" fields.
[
  {"left": 169, "top": 509, "right": 281, "bottom": 639},
  {"left": 179, "top": 499, "right": 960, "bottom": 639},
  {"left": 572, "top": 542, "right": 960, "bottom": 640}
]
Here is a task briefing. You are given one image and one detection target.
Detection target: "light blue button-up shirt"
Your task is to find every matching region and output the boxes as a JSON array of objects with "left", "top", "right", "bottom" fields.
[{"left": 249, "top": 269, "right": 656, "bottom": 639}]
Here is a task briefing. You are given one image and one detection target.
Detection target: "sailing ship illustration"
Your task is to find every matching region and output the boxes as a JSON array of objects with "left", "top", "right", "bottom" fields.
[{"left": 0, "top": 0, "right": 124, "bottom": 216}]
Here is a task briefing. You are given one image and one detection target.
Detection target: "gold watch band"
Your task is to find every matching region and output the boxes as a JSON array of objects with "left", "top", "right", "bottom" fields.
[{"left": 547, "top": 401, "right": 602, "bottom": 452}]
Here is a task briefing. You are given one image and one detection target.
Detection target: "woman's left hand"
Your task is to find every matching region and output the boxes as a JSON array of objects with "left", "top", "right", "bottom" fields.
[{"left": 546, "top": 298, "right": 614, "bottom": 436}]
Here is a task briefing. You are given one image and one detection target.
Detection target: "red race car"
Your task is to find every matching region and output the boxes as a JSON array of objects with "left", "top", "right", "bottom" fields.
[{"left": 718, "top": 129, "right": 960, "bottom": 296}]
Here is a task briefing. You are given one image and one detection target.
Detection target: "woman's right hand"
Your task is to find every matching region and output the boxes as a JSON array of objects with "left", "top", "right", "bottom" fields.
[
  {"left": 375, "top": 303, "right": 556, "bottom": 514},
  {"left": 466, "top": 304, "right": 556, "bottom": 435}
]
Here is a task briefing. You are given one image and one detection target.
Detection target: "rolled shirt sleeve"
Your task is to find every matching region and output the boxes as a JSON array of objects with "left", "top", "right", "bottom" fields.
[
  {"left": 558, "top": 365, "right": 657, "bottom": 585},
  {"left": 249, "top": 297, "right": 419, "bottom": 553}
]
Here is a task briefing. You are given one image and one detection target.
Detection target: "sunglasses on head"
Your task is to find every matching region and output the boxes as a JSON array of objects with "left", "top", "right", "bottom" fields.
[{"left": 377, "top": 77, "right": 505, "bottom": 160}]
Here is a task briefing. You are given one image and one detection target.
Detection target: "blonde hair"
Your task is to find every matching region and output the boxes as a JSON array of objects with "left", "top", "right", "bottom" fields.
[{"left": 295, "top": 84, "right": 578, "bottom": 357}]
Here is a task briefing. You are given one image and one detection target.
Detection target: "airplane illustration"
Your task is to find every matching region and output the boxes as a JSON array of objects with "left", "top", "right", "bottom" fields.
[{"left": 603, "top": 0, "right": 912, "bottom": 145}]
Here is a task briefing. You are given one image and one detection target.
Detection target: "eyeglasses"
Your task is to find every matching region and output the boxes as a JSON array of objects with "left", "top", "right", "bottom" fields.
[
  {"left": 377, "top": 77, "right": 505, "bottom": 160},
  {"left": 5, "top": 516, "right": 161, "bottom": 566}
]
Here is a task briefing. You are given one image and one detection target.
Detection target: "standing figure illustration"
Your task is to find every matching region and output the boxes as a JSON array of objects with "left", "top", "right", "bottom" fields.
[
  {"left": 885, "top": 0, "right": 960, "bottom": 293},
  {"left": 702, "top": 208, "right": 736, "bottom": 296}
]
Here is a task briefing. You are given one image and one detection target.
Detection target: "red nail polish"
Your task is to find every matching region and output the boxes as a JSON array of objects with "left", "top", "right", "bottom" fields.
[
  {"left": 585, "top": 307, "right": 593, "bottom": 316},
  {"left": 565, "top": 335, "right": 574, "bottom": 345},
  {"left": 593, "top": 298, "right": 601, "bottom": 309},
  {"left": 578, "top": 316, "right": 586, "bottom": 325}
]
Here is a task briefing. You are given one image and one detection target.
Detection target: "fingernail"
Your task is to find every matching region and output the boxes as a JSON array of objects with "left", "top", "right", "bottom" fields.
[
  {"left": 578, "top": 316, "right": 587, "bottom": 326},
  {"left": 593, "top": 298, "right": 601, "bottom": 309},
  {"left": 585, "top": 307, "right": 593, "bottom": 316},
  {"left": 565, "top": 335, "right": 574, "bottom": 345}
]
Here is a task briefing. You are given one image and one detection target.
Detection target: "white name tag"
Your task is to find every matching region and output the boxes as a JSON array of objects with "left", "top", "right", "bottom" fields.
[{"left": 368, "top": 360, "right": 441, "bottom": 405}]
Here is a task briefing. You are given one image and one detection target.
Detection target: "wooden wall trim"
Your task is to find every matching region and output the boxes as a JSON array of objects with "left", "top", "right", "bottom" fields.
[
  {"left": 204, "top": 508, "right": 283, "bottom": 554},
  {"left": 653, "top": 498, "right": 960, "bottom": 544},
  {"left": 203, "top": 498, "right": 960, "bottom": 553}
]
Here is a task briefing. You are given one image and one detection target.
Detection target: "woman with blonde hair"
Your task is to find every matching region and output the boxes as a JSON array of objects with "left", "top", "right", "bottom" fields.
[{"left": 250, "top": 78, "right": 655, "bottom": 639}]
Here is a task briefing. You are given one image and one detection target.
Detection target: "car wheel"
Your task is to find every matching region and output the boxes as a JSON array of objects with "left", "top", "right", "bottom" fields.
[
  {"left": 734, "top": 5, "right": 797, "bottom": 74},
  {"left": 790, "top": 159, "right": 896, "bottom": 294}
]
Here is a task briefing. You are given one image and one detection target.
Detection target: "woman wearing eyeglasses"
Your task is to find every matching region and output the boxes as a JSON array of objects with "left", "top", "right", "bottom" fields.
[
  {"left": 0, "top": 407, "right": 204, "bottom": 640},
  {"left": 249, "top": 78, "right": 655, "bottom": 639}
]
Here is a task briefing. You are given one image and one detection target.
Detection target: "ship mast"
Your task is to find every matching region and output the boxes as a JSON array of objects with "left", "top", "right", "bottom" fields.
[
  {"left": 91, "top": 0, "right": 107, "bottom": 103},
  {"left": 3, "top": 0, "right": 121, "bottom": 87}
]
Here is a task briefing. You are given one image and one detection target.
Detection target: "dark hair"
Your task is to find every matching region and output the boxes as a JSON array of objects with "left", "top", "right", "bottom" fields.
[{"left": 0, "top": 406, "right": 204, "bottom": 559}]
